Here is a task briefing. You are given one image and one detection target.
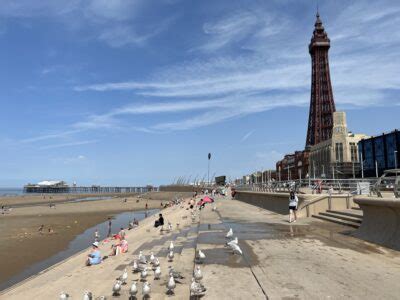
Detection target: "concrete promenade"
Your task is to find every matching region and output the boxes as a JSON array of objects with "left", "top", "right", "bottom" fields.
[{"left": 2, "top": 194, "right": 400, "bottom": 299}]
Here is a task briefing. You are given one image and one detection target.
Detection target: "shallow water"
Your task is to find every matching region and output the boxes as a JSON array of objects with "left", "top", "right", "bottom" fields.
[{"left": 0, "top": 209, "right": 159, "bottom": 291}]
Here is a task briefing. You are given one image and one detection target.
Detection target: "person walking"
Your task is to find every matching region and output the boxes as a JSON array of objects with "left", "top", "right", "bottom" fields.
[
  {"left": 94, "top": 229, "right": 100, "bottom": 242},
  {"left": 289, "top": 191, "right": 299, "bottom": 223},
  {"left": 107, "top": 218, "right": 112, "bottom": 237}
]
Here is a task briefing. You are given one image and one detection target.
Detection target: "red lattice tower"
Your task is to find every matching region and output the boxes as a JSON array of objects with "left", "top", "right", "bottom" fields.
[{"left": 306, "top": 12, "right": 336, "bottom": 148}]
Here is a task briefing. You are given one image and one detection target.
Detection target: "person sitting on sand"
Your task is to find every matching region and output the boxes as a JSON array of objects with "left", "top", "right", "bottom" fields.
[
  {"left": 120, "top": 239, "right": 128, "bottom": 253},
  {"left": 38, "top": 224, "right": 44, "bottom": 234},
  {"left": 119, "top": 227, "right": 126, "bottom": 240},
  {"left": 86, "top": 242, "right": 102, "bottom": 266}
]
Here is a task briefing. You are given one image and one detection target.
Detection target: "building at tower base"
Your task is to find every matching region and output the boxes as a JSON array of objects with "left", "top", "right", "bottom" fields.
[{"left": 308, "top": 112, "right": 368, "bottom": 179}]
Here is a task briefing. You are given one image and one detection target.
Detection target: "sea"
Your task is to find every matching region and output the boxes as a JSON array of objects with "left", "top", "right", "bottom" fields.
[{"left": 0, "top": 188, "right": 24, "bottom": 196}]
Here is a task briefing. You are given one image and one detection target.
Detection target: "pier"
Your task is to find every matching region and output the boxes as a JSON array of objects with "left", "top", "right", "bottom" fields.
[{"left": 23, "top": 185, "right": 157, "bottom": 194}]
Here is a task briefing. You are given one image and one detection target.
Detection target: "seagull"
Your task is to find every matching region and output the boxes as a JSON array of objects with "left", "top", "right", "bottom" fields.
[
  {"left": 168, "top": 266, "right": 184, "bottom": 281},
  {"left": 59, "top": 292, "right": 69, "bottom": 300},
  {"left": 166, "top": 275, "right": 176, "bottom": 295},
  {"left": 190, "top": 278, "right": 207, "bottom": 297},
  {"left": 226, "top": 228, "right": 233, "bottom": 238},
  {"left": 154, "top": 266, "right": 161, "bottom": 280},
  {"left": 197, "top": 249, "right": 206, "bottom": 263},
  {"left": 138, "top": 251, "right": 147, "bottom": 264},
  {"left": 152, "top": 257, "right": 160, "bottom": 268},
  {"left": 230, "top": 243, "right": 243, "bottom": 255},
  {"left": 132, "top": 260, "right": 140, "bottom": 273},
  {"left": 142, "top": 282, "right": 151, "bottom": 298},
  {"left": 168, "top": 222, "right": 173, "bottom": 231},
  {"left": 118, "top": 268, "right": 128, "bottom": 285},
  {"left": 112, "top": 280, "right": 122, "bottom": 296},
  {"left": 149, "top": 252, "right": 155, "bottom": 264},
  {"left": 212, "top": 205, "right": 217, "bottom": 211},
  {"left": 168, "top": 241, "right": 174, "bottom": 251},
  {"left": 226, "top": 237, "right": 238, "bottom": 247},
  {"left": 167, "top": 250, "right": 174, "bottom": 262},
  {"left": 194, "top": 265, "right": 203, "bottom": 282},
  {"left": 83, "top": 291, "right": 92, "bottom": 300},
  {"left": 129, "top": 281, "right": 138, "bottom": 297},
  {"left": 140, "top": 267, "right": 148, "bottom": 281}
]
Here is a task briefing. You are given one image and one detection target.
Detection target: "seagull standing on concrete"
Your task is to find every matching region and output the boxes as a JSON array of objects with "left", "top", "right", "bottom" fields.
[
  {"left": 194, "top": 265, "right": 203, "bottom": 282},
  {"left": 149, "top": 252, "right": 155, "bottom": 264},
  {"left": 138, "top": 251, "right": 147, "bottom": 264},
  {"left": 142, "top": 282, "right": 151, "bottom": 298},
  {"left": 226, "top": 228, "right": 233, "bottom": 238},
  {"left": 154, "top": 266, "right": 161, "bottom": 280},
  {"left": 197, "top": 249, "right": 206, "bottom": 263},
  {"left": 166, "top": 275, "right": 176, "bottom": 295},
  {"left": 129, "top": 281, "right": 138, "bottom": 297},
  {"left": 168, "top": 250, "right": 174, "bottom": 262},
  {"left": 230, "top": 243, "right": 243, "bottom": 255},
  {"left": 226, "top": 237, "right": 238, "bottom": 247},
  {"left": 132, "top": 260, "right": 140, "bottom": 273},
  {"left": 153, "top": 257, "right": 160, "bottom": 268},
  {"left": 168, "top": 241, "right": 174, "bottom": 251},
  {"left": 59, "top": 292, "right": 69, "bottom": 300},
  {"left": 190, "top": 278, "right": 207, "bottom": 297},
  {"left": 83, "top": 291, "right": 92, "bottom": 300},
  {"left": 119, "top": 268, "right": 128, "bottom": 285},
  {"left": 140, "top": 267, "right": 148, "bottom": 281},
  {"left": 112, "top": 280, "right": 122, "bottom": 296}
]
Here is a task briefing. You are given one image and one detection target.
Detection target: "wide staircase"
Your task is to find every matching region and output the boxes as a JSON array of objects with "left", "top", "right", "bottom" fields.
[{"left": 312, "top": 208, "right": 363, "bottom": 228}]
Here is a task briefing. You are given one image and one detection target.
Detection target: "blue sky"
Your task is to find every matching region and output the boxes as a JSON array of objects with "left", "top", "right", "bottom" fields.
[{"left": 1, "top": 0, "right": 400, "bottom": 187}]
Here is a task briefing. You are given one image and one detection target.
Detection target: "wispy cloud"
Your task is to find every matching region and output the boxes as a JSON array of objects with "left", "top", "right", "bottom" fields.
[
  {"left": 20, "top": 130, "right": 82, "bottom": 144},
  {"left": 39, "top": 140, "right": 97, "bottom": 150},
  {"left": 241, "top": 130, "right": 254, "bottom": 142},
  {"left": 0, "top": 0, "right": 172, "bottom": 48}
]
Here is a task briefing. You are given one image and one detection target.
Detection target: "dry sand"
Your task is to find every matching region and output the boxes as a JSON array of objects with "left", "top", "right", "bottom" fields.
[{"left": 0, "top": 192, "right": 189, "bottom": 287}]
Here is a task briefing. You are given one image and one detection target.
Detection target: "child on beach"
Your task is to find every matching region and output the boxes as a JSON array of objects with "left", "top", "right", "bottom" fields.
[
  {"left": 86, "top": 242, "right": 102, "bottom": 266},
  {"left": 289, "top": 191, "right": 299, "bottom": 223}
]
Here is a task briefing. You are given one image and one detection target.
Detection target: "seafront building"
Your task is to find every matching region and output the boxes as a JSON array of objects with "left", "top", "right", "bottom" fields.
[
  {"left": 308, "top": 112, "right": 368, "bottom": 178},
  {"left": 358, "top": 130, "right": 400, "bottom": 177}
]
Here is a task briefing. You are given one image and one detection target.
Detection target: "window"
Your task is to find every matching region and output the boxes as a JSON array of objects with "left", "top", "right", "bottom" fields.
[
  {"left": 350, "top": 142, "right": 358, "bottom": 162},
  {"left": 335, "top": 143, "right": 343, "bottom": 162}
]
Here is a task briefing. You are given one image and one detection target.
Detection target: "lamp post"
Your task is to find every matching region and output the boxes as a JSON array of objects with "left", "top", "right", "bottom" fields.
[
  {"left": 360, "top": 151, "right": 364, "bottom": 179},
  {"left": 395, "top": 150, "right": 398, "bottom": 169},
  {"left": 207, "top": 153, "right": 211, "bottom": 185}
]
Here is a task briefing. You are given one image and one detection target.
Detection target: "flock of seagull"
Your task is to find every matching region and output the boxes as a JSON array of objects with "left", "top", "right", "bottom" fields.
[{"left": 59, "top": 201, "right": 243, "bottom": 299}]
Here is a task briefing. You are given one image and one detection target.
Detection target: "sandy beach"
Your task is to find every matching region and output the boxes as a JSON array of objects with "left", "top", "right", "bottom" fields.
[{"left": 0, "top": 191, "right": 190, "bottom": 288}]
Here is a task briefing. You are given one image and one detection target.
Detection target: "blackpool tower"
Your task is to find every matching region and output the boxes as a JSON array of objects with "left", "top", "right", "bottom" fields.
[{"left": 305, "top": 12, "right": 336, "bottom": 148}]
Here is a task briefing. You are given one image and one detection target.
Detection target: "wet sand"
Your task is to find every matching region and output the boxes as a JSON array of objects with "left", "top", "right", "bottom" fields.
[{"left": 0, "top": 192, "right": 187, "bottom": 287}]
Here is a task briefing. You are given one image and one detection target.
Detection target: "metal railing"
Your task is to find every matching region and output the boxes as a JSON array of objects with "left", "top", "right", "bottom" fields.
[{"left": 236, "top": 173, "right": 400, "bottom": 198}]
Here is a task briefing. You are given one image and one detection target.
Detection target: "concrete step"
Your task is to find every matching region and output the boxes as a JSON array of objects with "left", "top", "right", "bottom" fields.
[
  {"left": 312, "top": 214, "right": 360, "bottom": 228},
  {"left": 352, "top": 206, "right": 362, "bottom": 211},
  {"left": 324, "top": 210, "right": 363, "bottom": 222}
]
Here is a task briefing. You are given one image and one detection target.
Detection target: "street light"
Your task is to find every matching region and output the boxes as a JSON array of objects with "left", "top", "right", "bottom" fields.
[
  {"left": 207, "top": 153, "right": 211, "bottom": 185},
  {"left": 395, "top": 150, "right": 398, "bottom": 169}
]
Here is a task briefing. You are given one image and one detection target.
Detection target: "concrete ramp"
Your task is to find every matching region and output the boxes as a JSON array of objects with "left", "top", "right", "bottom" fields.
[{"left": 354, "top": 197, "right": 400, "bottom": 251}]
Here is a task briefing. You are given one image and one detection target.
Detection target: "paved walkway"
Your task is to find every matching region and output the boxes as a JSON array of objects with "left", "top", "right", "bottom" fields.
[{"left": 2, "top": 194, "right": 400, "bottom": 299}]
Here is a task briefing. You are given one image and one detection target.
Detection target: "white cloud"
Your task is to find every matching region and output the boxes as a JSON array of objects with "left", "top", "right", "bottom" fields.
[
  {"left": 39, "top": 140, "right": 97, "bottom": 150},
  {"left": 241, "top": 130, "right": 254, "bottom": 142},
  {"left": 0, "top": 0, "right": 170, "bottom": 48}
]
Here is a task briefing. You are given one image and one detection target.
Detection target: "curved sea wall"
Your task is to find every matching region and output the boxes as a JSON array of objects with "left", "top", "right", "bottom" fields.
[{"left": 354, "top": 197, "right": 400, "bottom": 251}]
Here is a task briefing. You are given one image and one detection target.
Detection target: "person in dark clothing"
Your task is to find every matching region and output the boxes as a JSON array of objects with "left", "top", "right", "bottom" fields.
[
  {"left": 107, "top": 218, "right": 112, "bottom": 237},
  {"left": 154, "top": 213, "right": 164, "bottom": 228}
]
